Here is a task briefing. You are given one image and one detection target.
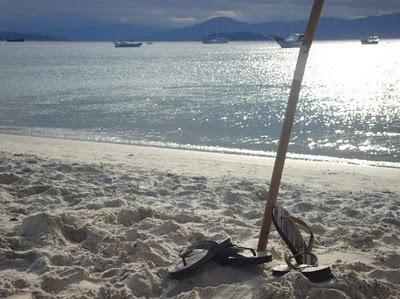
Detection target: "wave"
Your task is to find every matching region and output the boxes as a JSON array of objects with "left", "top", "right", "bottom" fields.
[{"left": 1, "top": 126, "right": 399, "bottom": 169}]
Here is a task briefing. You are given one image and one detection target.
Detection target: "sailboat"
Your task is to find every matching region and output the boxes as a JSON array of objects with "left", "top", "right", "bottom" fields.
[
  {"left": 202, "top": 35, "right": 228, "bottom": 44},
  {"left": 202, "top": 20, "right": 228, "bottom": 44}
]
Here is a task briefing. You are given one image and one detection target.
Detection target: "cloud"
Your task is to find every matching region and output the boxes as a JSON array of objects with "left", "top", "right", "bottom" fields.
[{"left": 169, "top": 17, "right": 197, "bottom": 23}]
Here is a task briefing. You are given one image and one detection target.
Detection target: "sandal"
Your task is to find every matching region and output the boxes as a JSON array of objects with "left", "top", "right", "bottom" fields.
[
  {"left": 271, "top": 207, "right": 333, "bottom": 282},
  {"left": 168, "top": 239, "right": 232, "bottom": 279}
]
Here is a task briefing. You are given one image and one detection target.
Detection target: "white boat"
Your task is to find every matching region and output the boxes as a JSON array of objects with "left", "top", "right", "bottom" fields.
[
  {"left": 361, "top": 36, "right": 379, "bottom": 45},
  {"left": 114, "top": 41, "right": 142, "bottom": 48},
  {"left": 202, "top": 37, "right": 228, "bottom": 44},
  {"left": 202, "top": 20, "right": 228, "bottom": 44},
  {"left": 271, "top": 33, "right": 304, "bottom": 48}
]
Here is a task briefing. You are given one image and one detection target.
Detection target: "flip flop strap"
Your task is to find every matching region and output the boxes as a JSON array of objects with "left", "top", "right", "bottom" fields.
[
  {"left": 285, "top": 215, "right": 314, "bottom": 252},
  {"left": 237, "top": 246, "right": 256, "bottom": 256},
  {"left": 284, "top": 251, "right": 318, "bottom": 270},
  {"left": 179, "top": 240, "right": 232, "bottom": 266}
]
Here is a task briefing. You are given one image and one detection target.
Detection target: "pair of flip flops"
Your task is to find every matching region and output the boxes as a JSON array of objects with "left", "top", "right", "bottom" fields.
[
  {"left": 168, "top": 239, "right": 272, "bottom": 279},
  {"left": 271, "top": 207, "right": 333, "bottom": 282},
  {"left": 169, "top": 207, "right": 332, "bottom": 281}
]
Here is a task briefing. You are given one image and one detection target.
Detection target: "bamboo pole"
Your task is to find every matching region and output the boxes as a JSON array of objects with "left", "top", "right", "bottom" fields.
[{"left": 257, "top": 0, "right": 325, "bottom": 252}]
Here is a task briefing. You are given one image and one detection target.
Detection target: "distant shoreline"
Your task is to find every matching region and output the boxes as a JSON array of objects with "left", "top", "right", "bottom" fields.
[{"left": 2, "top": 38, "right": 400, "bottom": 42}]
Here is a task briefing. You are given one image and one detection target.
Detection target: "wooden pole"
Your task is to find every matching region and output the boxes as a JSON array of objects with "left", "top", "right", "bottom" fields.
[{"left": 257, "top": 0, "right": 325, "bottom": 252}]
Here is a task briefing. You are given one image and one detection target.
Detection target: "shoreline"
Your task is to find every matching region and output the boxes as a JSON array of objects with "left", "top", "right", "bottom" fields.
[
  {"left": 1, "top": 133, "right": 400, "bottom": 194},
  {"left": 1, "top": 133, "right": 400, "bottom": 298},
  {"left": 1, "top": 129, "right": 399, "bottom": 169}
]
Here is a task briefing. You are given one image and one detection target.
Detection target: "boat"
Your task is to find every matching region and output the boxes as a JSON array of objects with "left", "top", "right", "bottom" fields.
[
  {"left": 361, "top": 36, "right": 379, "bottom": 45},
  {"left": 114, "top": 41, "right": 142, "bottom": 48},
  {"left": 5, "top": 37, "right": 25, "bottom": 42},
  {"left": 202, "top": 36, "right": 228, "bottom": 44},
  {"left": 270, "top": 33, "right": 304, "bottom": 48},
  {"left": 202, "top": 20, "right": 228, "bottom": 44}
]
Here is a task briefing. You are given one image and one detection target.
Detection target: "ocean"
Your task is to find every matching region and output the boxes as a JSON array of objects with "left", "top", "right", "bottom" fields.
[{"left": 0, "top": 40, "right": 399, "bottom": 166}]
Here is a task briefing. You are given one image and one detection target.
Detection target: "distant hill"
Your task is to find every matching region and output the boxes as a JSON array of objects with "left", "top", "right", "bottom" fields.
[
  {"left": 0, "top": 31, "right": 66, "bottom": 41},
  {"left": 147, "top": 17, "right": 256, "bottom": 41},
  {"left": 146, "top": 13, "right": 400, "bottom": 41},
  {"left": 4, "top": 12, "right": 399, "bottom": 41},
  {"left": 317, "top": 13, "right": 400, "bottom": 39}
]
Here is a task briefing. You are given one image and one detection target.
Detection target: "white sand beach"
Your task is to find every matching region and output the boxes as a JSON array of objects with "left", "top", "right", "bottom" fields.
[{"left": 0, "top": 133, "right": 399, "bottom": 298}]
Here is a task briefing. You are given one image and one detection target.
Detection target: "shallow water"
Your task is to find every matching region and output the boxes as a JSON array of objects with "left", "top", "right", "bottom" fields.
[{"left": 0, "top": 40, "right": 399, "bottom": 165}]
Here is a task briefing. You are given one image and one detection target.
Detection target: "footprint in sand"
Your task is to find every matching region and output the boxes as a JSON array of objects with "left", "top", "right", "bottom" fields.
[
  {"left": 16, "top": 185, "right": 51, "bottom": 198},
  {"left": 0, "top": 173, "right": 21, "bottom": 185}
]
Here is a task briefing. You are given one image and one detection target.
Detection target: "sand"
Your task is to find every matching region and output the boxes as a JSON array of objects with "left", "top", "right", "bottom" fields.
[{"left": 0, "top": 133, "right": 399, "bottom": 298}]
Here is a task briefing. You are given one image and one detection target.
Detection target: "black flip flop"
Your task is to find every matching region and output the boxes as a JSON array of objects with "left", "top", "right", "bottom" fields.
[
  {"left": 168, "top": 239, "right": 232, "bottom": 279},
  {"left": 214, "top": 245, "right": 272, "bottom": 266},
  {"left": 272, "top": 206, "right": 315, "bottom": 265},
  {"left": 271, "top": 207, "right": 333, "bottom": 282}
]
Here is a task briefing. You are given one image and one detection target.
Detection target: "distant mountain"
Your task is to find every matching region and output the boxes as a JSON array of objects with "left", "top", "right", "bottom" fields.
[
  {"left": 41, "top": 24, "right": 160, "bottom": 41},
  {"left": 317, "top": 12, "right": 400, "bottom": 39},
  {"left": 4, "top": 12, "right": 399, "bottom": 41},
  {"left": 146, "top": 17, "right": 258, "bottom": 41},
  {"left": 0, "top": 31, "right": 66, "bottom": 41},
  {"left": 146, "top": 13, "right": 400, "bottom": 41}
]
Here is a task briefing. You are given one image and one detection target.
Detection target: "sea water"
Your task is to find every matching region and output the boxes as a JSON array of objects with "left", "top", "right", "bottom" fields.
[{"left": 0, "top": 41, "right": 399, "bottom": 166}]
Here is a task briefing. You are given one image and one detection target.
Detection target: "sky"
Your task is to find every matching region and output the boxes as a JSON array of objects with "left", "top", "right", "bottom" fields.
[{"left": 1, "top": 0, "right": 400, "bottom": 31}]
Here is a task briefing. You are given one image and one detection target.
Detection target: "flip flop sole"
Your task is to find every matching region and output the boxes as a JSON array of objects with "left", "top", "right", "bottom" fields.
[
  {"left": 301, "top": 265, "right": 334, "bottom": 282},
  {"left": 272, "top": 264, "right": 333, "bottom": 282},
  {"left": 271, "top": 264, "right": 291, "bottom": 276}
]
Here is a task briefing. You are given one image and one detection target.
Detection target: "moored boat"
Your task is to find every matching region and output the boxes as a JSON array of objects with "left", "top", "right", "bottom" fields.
[
  {"left": 271, "top": 33, "right": 304, "bottom": 48},
  {"left": 202, "top": 37, "right": 228, "bottom": 44},
  {"left": 361, "top": 36, "right": 379, "bottom": 45},
  {"left": 5, "top": 37, "right": 25, "bottom": 42},
  {"left": 202, "top": 19, "right": 228, "bottom": 44},
  {"left": 114, "top": 41, "right": 142, "bottom": 48}
]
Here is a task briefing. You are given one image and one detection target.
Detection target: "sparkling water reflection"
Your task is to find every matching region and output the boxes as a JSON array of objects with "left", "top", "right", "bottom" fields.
[{"left": 0, "top": 41, "right": 399, "bottom": 163}]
